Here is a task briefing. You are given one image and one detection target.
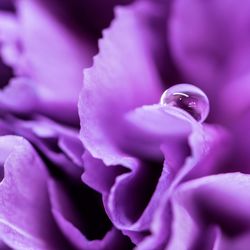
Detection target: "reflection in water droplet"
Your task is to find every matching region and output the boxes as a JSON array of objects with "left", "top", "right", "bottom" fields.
[{"left": 160, "top": 83, "right": 209, "bottom": 123}]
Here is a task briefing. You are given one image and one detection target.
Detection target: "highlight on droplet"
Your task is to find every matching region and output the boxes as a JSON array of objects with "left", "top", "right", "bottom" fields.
[{"left": 160, "top": 83, "right": 210, "bottom": 123}]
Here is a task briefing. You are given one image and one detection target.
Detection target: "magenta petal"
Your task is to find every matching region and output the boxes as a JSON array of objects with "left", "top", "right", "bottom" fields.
[
  {"left": 79, "top": 1, "right": 163, "bottom": 166},
  {"left": 0, "top": 135, "right": 67, "bottom": 250}
]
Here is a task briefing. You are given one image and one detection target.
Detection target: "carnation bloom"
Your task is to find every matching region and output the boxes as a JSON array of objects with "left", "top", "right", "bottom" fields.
[
  {"left": 0, "top": 0, "right": 250, "bottom": 249},
  {"left": 79, "top": 0, "right": 250, "bottom": 248}
]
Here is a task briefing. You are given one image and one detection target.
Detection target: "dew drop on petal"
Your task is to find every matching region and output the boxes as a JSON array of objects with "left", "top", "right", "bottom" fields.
[{"left": 160, "top": 83, "right": 210, "bottom": 123}]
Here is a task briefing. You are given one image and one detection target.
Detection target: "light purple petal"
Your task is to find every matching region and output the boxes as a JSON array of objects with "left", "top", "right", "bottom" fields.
[
  {"left": 79, "top": 1, "right": 163, "bottom": 166},
  {"left": 121, "top": 104, "right": 192, "bottom": 160},
  {"left": 104, "top": 105, "right": 192, "bottom": 235},
  {"left": 0, "top": 0, "right": 95, "bottom": 123},
  {"left": 82, "top": 102, "right": 229, "bottom": 245},
  {"left": 0, "top": 12, "right": 21, "bottom": 70},
  {"left": 136, "top": 115, "right": 229, "bottom": 249},
  {"left": 0, "top": 77, "right": 38, "bottom": 113},
  {"left": 17, "top": 0, "right": 93, "bottom": 100},
  {"left": 82, "top": 151, "right": 128, "bottom": 194},
  {"left": 0, "top": 135, "right": 69, "bottom": 250},
  {"left": 4, "top": 115, "right": 84, "bottom": 177}
]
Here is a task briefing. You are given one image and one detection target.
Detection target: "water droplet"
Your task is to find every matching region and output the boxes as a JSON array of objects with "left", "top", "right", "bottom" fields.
[{"left": 160, "top": 83, "right": 209, "bottom": 122}]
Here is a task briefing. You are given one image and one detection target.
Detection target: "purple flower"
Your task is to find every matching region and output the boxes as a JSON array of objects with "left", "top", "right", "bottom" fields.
[
  {"left": 79, "top": 0, "right": 250, "bottom": 248},
  {"left": 0, "top": 0, "right": 249, "bottom": 249}
]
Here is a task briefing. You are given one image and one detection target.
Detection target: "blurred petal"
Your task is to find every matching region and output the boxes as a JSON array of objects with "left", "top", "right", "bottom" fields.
[
  {"left": 0, "top": 240, "right": 11, "bottom": 250},
  {"left": 0, "top": 78, "right": 38, "bottom": 113},
  {"left": 214, "top": 229, "right": 250, "bottom": 250},
  {"left": 0, "top": 0, "right": 14, "bottom": 11},
  {"left": 38, "top": 0, "right": 134, "bottom": 39},
  {"left": 0, "top": 135, "right": 69, "bottom": 250},
  {"left": 2, "top": 115, "right": 84, "bottom": 177},
  {"left": 0, "top": 0, "right": 95, "bottom": 123},
  {"left": 168, "top": 173, "right": 250, "bottom": 250},
  {"left": 17, "top": 0, "right": 93, "bottom": 98},
  {"left": 0, "top": 12, "right": 20, "bottom": 69},
  {"left": 169, "top": 0, "right": 250, "bottom": 121},
  {"left": 226, "top": 111, "right": 250, "bottom": 174},
  {"left": 169, "top": 0, "right": 250, "bottom": 85}
]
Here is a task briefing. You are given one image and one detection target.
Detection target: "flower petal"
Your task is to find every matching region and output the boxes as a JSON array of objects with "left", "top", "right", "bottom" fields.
[
  {"left": 136, "top": 118, "right": 229, "bottom": 249},
  {"left": 82, "top": 102, "right": 229, "bottom": 245},
  {"left": 0, "top": 0, "right": 95, "bottom": 123},
  {"left": 169, "top": 0, "right": 250, "bottom": 121},
  {"left": 48, "top": 177, "right": 134, "bottom": 249},
  {"left": 82, "top": 151, "right": 128, "bottom": 194},
  {"left": 79, "top": 1, "right": 163, "bottom": 166},
  {"left": 3, "top": 115, "right": 84, "bottom": 178},
  {"left": 0, "top": 135, "right": 69, "bottom": 250},
  {"left": 168, "top": 173, "right": 250, "bottom": 249}
]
